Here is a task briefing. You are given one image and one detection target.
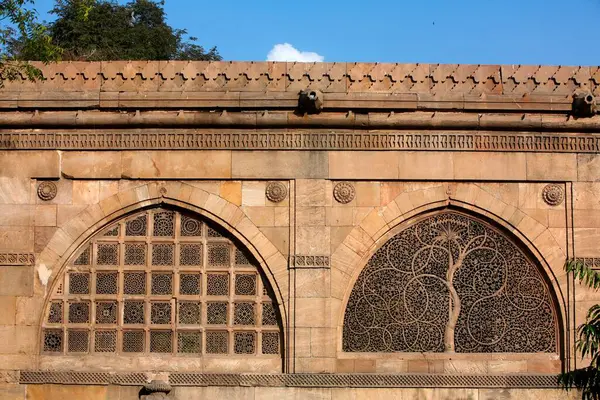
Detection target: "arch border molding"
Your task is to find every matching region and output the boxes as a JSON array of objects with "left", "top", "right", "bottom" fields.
[{"left": 331, "top": 183, "right": 568, "bottom": 361}]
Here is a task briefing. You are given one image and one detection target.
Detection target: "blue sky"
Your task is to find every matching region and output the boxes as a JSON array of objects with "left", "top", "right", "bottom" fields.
[{"left": 30, "top": 0, "right": 600, "bottom": 65}]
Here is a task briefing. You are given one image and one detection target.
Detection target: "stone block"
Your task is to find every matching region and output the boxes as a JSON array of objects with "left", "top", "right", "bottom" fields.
[
  {"left": 526, "top": 153, "right": 577, "bottom": 181},
  {"left": 355, "top": 182, "right": 381, "bottom": 207},
  {"left": 242, "top": 181, "right": 266, "bottom": 206},
  {"left": 296, "top": 180, "right": 330, "bottom": 207},
  {"left": 326, "top": 207, "right": 353, "bottom": 227},
  {"left": 0, "top": 383, "right": 25, "bottom": 400},
  {"left": 0, "top": 178, "right": 31, "bottom": 205},
  {"left": 274, "top": 207, "right": 289, "bottom": 226},
  {"left": 294, "top": 327, "right": 312, "bottom": 357},
  {"left": 295, "top": 298, "right": 330, "bottom": 327},
  {"left": 295, "top": 358, "right": 336, "bottom": 374},
  {"left": 34, "top": 205, "right": 57, "bottom": 227},
  {"left": 72, "top": 181, "right": 100, "bottom": 205},
  {"left": 0, "top": 227, "right": 34, "bottom": 252},
  {"left": 122, "top": 150, "right": 232, "bottom": 178},
  {"left": 578, "top": 154, "right": 600, "bottom": 182},
  {"left": 25, "top": 385, "right": 107, "bottom": 400},
  {"left": 352, "top": 207, "right": 373, "bottom": 226},
  {"left": 454, "top": 152, "right": 526, "bottom": 180},
  {"left": 329, "top": 151, "right": 398, "bottom": 179},
  {"left": 360, "top": 209, "right": 388, "bottom": 238},
  {"left": 0, "top": 267, "right": 32, "bottom": 296},
  {"left": 296, "top": 207, "right": 326, "bottom": 226},
  {"left": 260, "top": 227, "right": 289, "bottom": 256},
  {"left": 0, "top": 296, "right": 16, "bottom": 325},
  {"left": 574, "top": 228, "right": 600, "bottom": 255},
  {"left": 220, "top": 181, "right": 242, "bottom": 206},
  {"left": 0, "top": 151, "right": 59, "bottom": 178},
  {"left": 232, "top": 151, "right": 327, "bottom": 179},
  {"left": 296, "top": 269, "right": 330, "bottom": 298},
  {"left": 56, "top": 205, "right": 88, "bottom": 226},
  {"left": 330, "top": 226, "right": 353, "bottom": 255},
  {"left": 0, "top": 205, "right": 32, "bottom": 226},
  {"left": 62, "top": 151, "right": 122, "bottom": 179},
  {"left": 242, "top": 206, "right": 275, "bottom": 227},
  {"left": 574, "top": 183, "right": 600, "bottom": 210},
  {"left": 253, "top": 387, "right": 298, "bottom": 400},
  {"left": 479, "top": 389, "right": 578, "bottom": 400},
  {"left": 99, "top": 181, "right": 119, "bottom": 201},
  {"left": 380, "top": 182, "right": 405, "bottom": 206},
  {"left": 15, "top": 296, "right": 43, "bottom": 326},
  {"left": 296, "top": 227, "right": 330, "bottom": 254},
  {"left": 398, "top": 151, "right": 454, "bottom": 179},
  {"left": 354, "top": 359, "right": 376, "bottom": 373}
]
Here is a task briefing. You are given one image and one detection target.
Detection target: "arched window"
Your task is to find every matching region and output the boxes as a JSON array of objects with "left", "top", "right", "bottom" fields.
[
  {"left": 343, "top": 211, "right": 558, "bottom": 353},
  {"left": 42, "top": 207, "right": 282, "bottom": 358}
]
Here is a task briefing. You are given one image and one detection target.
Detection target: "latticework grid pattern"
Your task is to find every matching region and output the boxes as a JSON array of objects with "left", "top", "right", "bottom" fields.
[{"left": 42, "top": 208, "right": 281, "bottom": 357}]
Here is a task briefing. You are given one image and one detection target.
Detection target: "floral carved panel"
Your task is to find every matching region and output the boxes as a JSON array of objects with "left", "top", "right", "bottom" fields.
[{"left": 343, "top": 211, "right": 558, "bottom": 353}]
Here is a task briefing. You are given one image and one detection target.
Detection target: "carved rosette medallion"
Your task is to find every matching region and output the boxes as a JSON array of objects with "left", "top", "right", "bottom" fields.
[
  {"left": 265, "top": 182, "right": 288, "bottom": 203},
  {"left": 333, "top": 182, "right": 355, "bottom": 204},
  {"left": 37, "top": 181, "right": 57, "bottom": 201},
  {"left": 542, "top": 184, "right": 564, "bottom": 206}
]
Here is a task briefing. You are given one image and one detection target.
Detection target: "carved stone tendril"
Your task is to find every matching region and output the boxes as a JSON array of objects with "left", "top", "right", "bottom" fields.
[
  {"left": 542, "top": 184, "right": 564, "bottom": 206},
  {"left": 37, "top": 181, "right": 57, "bottom": 201},
  {"left": 342, "top": 211, "right": 557, "bottom": 353},
  {"left": 333, "top": 182, "right": 355, "bottom": 204},
  {"left": 265, "top": 182, "right": 287, "bottom": 203}
]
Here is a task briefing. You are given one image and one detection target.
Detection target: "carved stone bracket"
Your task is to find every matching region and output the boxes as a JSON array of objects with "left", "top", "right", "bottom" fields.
[{"left": 0, "top": 253, "right": 35, "bottom": 266}]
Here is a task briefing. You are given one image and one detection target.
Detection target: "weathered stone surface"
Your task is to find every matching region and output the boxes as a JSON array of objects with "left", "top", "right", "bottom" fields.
[
  {"left": 62, "top": 152, "right": 122, "bottom": 179},
  {"left": 0, "top": 151, "right": 59, "bottom": 178},
  {"left": 122, "top": 150, "right": 232, "bottom": 178},
  {"left": 232, "top": 151, "right": 327, "bottom": 178}
]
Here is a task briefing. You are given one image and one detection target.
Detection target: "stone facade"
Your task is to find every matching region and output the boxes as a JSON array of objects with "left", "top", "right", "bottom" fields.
[{"left": 0, "top": 61, "right": 598, "bottom": 399}]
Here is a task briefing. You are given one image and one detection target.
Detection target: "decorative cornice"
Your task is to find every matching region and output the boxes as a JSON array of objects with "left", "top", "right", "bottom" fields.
[
  {"left": 3, "top": 131, "right": 600, "bottom": 153},
  {"left": 0, "top": 253, "right": 35, "bottom": 266},
  {"left": 1, "top": 62, "right": 599, "bottom": 112},
  {"left": 289, "top": 255, "right": 330, "bottom": 269},
  {"left": 2, "top": 61, "right": 598, "bottom": 94},
  {"left": 19, "top": 371, "right": 559, "bottom": 388}
]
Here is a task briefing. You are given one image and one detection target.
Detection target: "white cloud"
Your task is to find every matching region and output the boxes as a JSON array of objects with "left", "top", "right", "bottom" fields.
[{"left": 266, "top": 43, "right": 324, "bottom": 62}]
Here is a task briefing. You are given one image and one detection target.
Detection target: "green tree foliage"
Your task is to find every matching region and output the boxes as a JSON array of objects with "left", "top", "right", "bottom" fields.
[
  {"left": 18, "top": 0, "right": 221, "bottom": 61},
  {"left": 559, "top": 260, "right": 600, "bottom": 399},
  {"left": 0, "top": 0, "right": 61, "bottom": 84}
]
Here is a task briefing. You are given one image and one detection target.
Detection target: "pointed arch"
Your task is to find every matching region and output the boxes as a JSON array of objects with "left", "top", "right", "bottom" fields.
[
  {"left": 341, "top": 209, "right": 559, "bottom": 354},
  {"left": 332, "top": 184, "right": 567, "bottom": 363},
  {"left": 34, "top": 182, "right": 288, "bottom": 373}
]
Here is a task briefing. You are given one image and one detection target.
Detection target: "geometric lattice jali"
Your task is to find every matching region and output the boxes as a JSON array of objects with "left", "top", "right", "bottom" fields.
[
  {"left": 43, "top": 207, "right": 282, "bottom": 358},
  {"left": 343, "top": 211, "right": 558, "bottom": 353}
]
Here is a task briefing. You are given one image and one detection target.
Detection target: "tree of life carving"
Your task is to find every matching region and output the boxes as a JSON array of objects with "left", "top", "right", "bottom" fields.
[{"left": 343, "top": 212, "right": 557, "bottom": 353}]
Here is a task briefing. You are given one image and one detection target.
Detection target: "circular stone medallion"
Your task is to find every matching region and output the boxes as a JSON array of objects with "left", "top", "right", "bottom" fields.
[
  {"left": 542, "top": 184, "right": 564, "bottom": 206},
  {"left": 266, "top": 182, "right": 288, "bottom": 203},
  {"left": 37, "top": 181, "right": 58, "bottom": 201},
  {"left": 333, "top": 182, "right": 356, "bottom": 204}
]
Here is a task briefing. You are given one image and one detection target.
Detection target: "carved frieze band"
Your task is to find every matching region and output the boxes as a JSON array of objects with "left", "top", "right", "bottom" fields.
[
  {"left": 19, "top": 371, "right": 559, "bottom": 388},
  {"left": 3, "top": 132, "right": 600, "bottom": 152},
  {"left": 289, "top": 255, "right": 330, "bottom": 269},
  {"left": 575, "top": 258, "right": 600, "bottom": 269},
  {"left": 0, "top": 253, "right": 35, "bottom": 266}
]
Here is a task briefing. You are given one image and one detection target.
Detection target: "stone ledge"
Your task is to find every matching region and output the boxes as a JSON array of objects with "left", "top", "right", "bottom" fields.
[{"left": 19, "top": 371, "right": 560, "bottom": 388}]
